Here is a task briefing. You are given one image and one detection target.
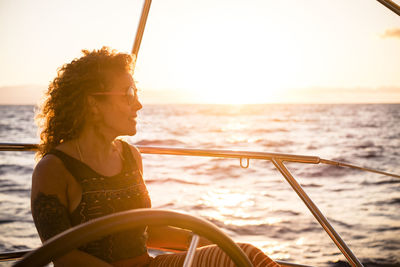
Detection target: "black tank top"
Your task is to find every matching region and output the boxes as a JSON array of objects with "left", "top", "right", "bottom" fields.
[{"left": 48, "top": 140, "right": 151, "bottom": 263}]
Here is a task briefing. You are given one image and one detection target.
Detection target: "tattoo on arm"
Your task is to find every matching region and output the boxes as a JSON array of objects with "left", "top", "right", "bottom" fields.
[{"left": 32, "top": 192, "right": 72, "bottom": 241}]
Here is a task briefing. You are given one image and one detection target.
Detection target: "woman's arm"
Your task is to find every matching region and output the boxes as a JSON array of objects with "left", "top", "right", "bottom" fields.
[
  {"left": 31, "top": 155, "right": 112, "bottom": 267},
  {"left": 126, "top": 143, "right": 212, "bottom": 251},
  {"left": 31, "top": 155, "right": 72, "bottom": 241},
  {"left": 147, "top": 226, "right": 212, "bottom": 251}
]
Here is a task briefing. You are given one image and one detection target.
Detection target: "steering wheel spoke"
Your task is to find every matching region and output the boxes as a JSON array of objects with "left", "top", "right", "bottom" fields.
[{"left": 183, "top": 234, "right": 200, "bottom": 267}]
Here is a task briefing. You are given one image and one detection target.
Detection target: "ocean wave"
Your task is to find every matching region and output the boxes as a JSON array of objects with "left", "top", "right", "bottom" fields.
[
  {"left": 352, "top": 140, "right": 375, "bottom": 149},
  {"left": 300, "top": 183, "right": 322, "bottom": 188},
  {"left": 375, "top": 226, "right": 400, "bottom": 232},
  {"left": 145, "top": 177, "right": 203, "bottom": 185},
  {"left": 247, "top": 128, "right": 289, "bottom": 134},
  {"left": 360, "top": 179, "right": 400, "bottom": 186},
  {"left": 0, "top": 164, "right": 33, "bottom": 176},
  {"left": 202, "top": 211, "right": 308, "bottom": 234},
  {"left": 0, "top": 219, "right": 15, "bottom": 225},
  {"left": 352, "top": 234, "right": 367, "bottom": 240},
  {"left": 189, "top": 203, "right": 208, "bottom": 210},
  {"left": 387, "top": 133, "right": 400, "bottom": 140},
  {"left": 0, "top": 124, "right": 14, "bottom": 132},
  {"left": 307, "top": 144, "right": 318, "bottom": 150},
  {"left": 329, "top": 188, "right": 353, "bottom": 192},
  {"left": 271, "top": 209, "right": 301, "bottom": 216},
  {"left": 11, "top": 245, "right": 30, "bottom": 251},
  {"left": 371, "top": 198, "right": 400, "bottom": 206},
  {"left": 182, "top": 163, "right": 210, "bottom": 172},
  {"left": 0, "top": 178, "right": 17, "bottom": 187},
  {"left": 0, "top": 188, "right": 30, "bottom": 194},
  {"left": 0, "top": 122, "right": 32, "bottom": 134},
  {"left": 327, "top": 218, "right": 355, "bottom": 229},
  {"left": 298, "top": 164, "right": 358, "bottom": 178},
  {"left": 136, "top": 139, "right": 186, "bottom": 146},
  {"left": 352, "top": 149, "right": 384, "bottom": 159},
  {"left": 261, "top": 140, "right": 295, "bottom": 148},
  {"left": 347, "top": 141, "right": 385, "bottom": 159},
  {"left": 155, "top": 202, "right": 176, "bottom": 209},
  {"left": 207, "top": 218, "right": 280, "bottom": 236},
  {"left": 359, "top": 260, "right": 400, "bottom": 267},
  {"left": 353, "top": 121, "right": 380, "bottom": 128},
  {"left": 270, "top": 118, "right": 300, "bottom": 123},
  {"left": 204, "top": 163, "right": 239, "bottom": 172}
]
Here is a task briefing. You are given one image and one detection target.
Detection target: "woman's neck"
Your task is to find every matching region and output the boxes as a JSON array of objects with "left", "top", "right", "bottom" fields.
[{"left": 75, "top": 125, "right": 119, "bottom": 164}]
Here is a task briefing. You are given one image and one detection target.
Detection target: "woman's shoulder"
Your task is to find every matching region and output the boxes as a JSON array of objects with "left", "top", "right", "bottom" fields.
[
  {"left": 31, "top": 153, "right": 72, "bottom": 196},
  {"left": 33, "top": 154, "right": 67, "bottom": 177},
  {"left": 117, "top": 139, "right": 143, "bottom": 172}
]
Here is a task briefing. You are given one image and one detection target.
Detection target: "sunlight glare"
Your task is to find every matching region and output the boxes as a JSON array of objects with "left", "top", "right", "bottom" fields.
[
  {"left": 295, "top": 237, "right": 305, "bottom": 245},
  {"left": 162, "top": 12, "right": 305, "bottom": 104},
  {"left": 202, "top": 189, "right": 255, "bottom": 208},
  {"left": 198, "top": 189, "right": 283, "bottom": 229},
  {"left": 224, "top": 217, "right": 282, "bottom": 227}
]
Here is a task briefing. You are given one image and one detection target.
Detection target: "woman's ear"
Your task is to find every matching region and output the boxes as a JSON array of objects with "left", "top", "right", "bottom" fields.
[
  {"left": 86, "top": 96, "right": 103, "bottom": 124},
  {"left": 87, "top": 96, "right": 99, "bottom": 114}
]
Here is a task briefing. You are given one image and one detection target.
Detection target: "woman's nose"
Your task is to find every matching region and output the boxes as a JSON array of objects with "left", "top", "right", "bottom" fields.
[{"left": 133, "top": 98, "right": 142, "bottom": 111}]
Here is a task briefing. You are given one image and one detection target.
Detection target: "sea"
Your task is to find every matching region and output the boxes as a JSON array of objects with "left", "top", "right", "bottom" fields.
[{"left": 0, "top": 104, "right": 399, "bottom": 266}]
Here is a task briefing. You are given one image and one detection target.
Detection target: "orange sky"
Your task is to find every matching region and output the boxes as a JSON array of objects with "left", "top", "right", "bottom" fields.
[{"left": 1, "top": 0, "right": 400, "bottom": 104}]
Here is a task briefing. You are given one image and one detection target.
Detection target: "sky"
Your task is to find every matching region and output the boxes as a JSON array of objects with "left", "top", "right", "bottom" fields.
[{"left": 1, "top": 0, "right": 400, "bottom": 104}]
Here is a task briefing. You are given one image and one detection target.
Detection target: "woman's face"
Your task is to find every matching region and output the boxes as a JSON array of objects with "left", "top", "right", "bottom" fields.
[{"left": 94, "top": 72, "right": 142, "bottom": 137}]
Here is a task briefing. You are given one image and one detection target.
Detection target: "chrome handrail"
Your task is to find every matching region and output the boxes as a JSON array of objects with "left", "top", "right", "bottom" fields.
[
  {"left": 272, "top": 159, "right": 362, "bottom": 266},
  {"left": 377, "top": 0, "right": 400, "bottom": 16},
  {"left": 2, "top": 143, "right": 400, "bottom": 266},
  {"left": 0, "top": 143, "right": 38, "bottom": 151},
  {"left": 138, "top": 146, "right": 400, "bottom": 179},
  {"left": 3, "top": 143, "right": 397, "bottom": 178}
]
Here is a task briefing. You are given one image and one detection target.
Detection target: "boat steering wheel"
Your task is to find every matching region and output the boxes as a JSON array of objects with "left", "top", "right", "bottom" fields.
[{"left": 14, "top": 209, "right": 253, "bottom": 267}]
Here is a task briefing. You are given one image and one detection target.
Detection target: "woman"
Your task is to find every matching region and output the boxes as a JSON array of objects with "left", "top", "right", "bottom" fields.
[{"left": 32, "top": 47, "right": 280, "bottom": 266}]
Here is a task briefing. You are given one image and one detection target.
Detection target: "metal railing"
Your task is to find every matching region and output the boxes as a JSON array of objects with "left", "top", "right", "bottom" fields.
[
  {"left": 377, "top": 0, "right": 400, "bottom": 16},
  {"left": 2, "top": 143, "right": 400, "bottom": 266}
]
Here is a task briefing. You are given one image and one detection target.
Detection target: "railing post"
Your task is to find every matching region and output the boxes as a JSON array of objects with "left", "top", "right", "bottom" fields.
[{"left": 271, "top": 159, "right": 363, "bottom": 267}]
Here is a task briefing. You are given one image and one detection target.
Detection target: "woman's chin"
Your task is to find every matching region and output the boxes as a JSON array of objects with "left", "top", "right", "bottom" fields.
[{"left": 126, "top": 127, "right": 137, "bottom": 136}]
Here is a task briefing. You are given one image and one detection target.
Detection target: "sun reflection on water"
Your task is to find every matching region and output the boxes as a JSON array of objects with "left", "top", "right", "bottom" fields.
[
  {"left": 201, "top": 189, "right": 255, "bottom": 208},
  {"left": 198, "top": 189, "right": 283, "bottom": 226},
  {"left": 226, "top": 134, "right": 261, "bottom": 144},
  {"left": 295, "top": 237, "right": 305, "bottom": 245},
  {"left": 198, "top": 189, "right": 289, "bottom": 260},
  {"left": 198, "top": 190, "right": 254, "bottom": 222},
  {"left": 225, "top": 217, "right": 283, "bottom": 226},
  {"left": 221, "top": 121, "right": 247, "bottom": 132},
  {"left": 220, "top": 119, "right": 263, "bottom": 144}
]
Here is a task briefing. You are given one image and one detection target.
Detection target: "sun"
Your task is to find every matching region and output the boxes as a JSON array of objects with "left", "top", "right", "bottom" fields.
[
  {"left": 155, "top": 25, "right": 303, "bottom": 104},
  {"left": 136, "top": 4, "right": 319, "bottom": 105}
]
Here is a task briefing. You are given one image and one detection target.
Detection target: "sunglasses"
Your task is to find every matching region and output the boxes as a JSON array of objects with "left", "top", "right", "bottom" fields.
[{"left": 91, "top": 86, "right": 138, "bottom": 106}]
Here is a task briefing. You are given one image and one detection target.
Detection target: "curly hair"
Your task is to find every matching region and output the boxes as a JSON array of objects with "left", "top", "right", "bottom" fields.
[{"left": 35, "top": 47, "right": 134, "bottom": 159}]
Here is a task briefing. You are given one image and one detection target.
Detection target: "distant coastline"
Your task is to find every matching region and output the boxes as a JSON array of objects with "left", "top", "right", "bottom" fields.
[{"left": 1, "top": 85, "right": 400, "bottom": 105}]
